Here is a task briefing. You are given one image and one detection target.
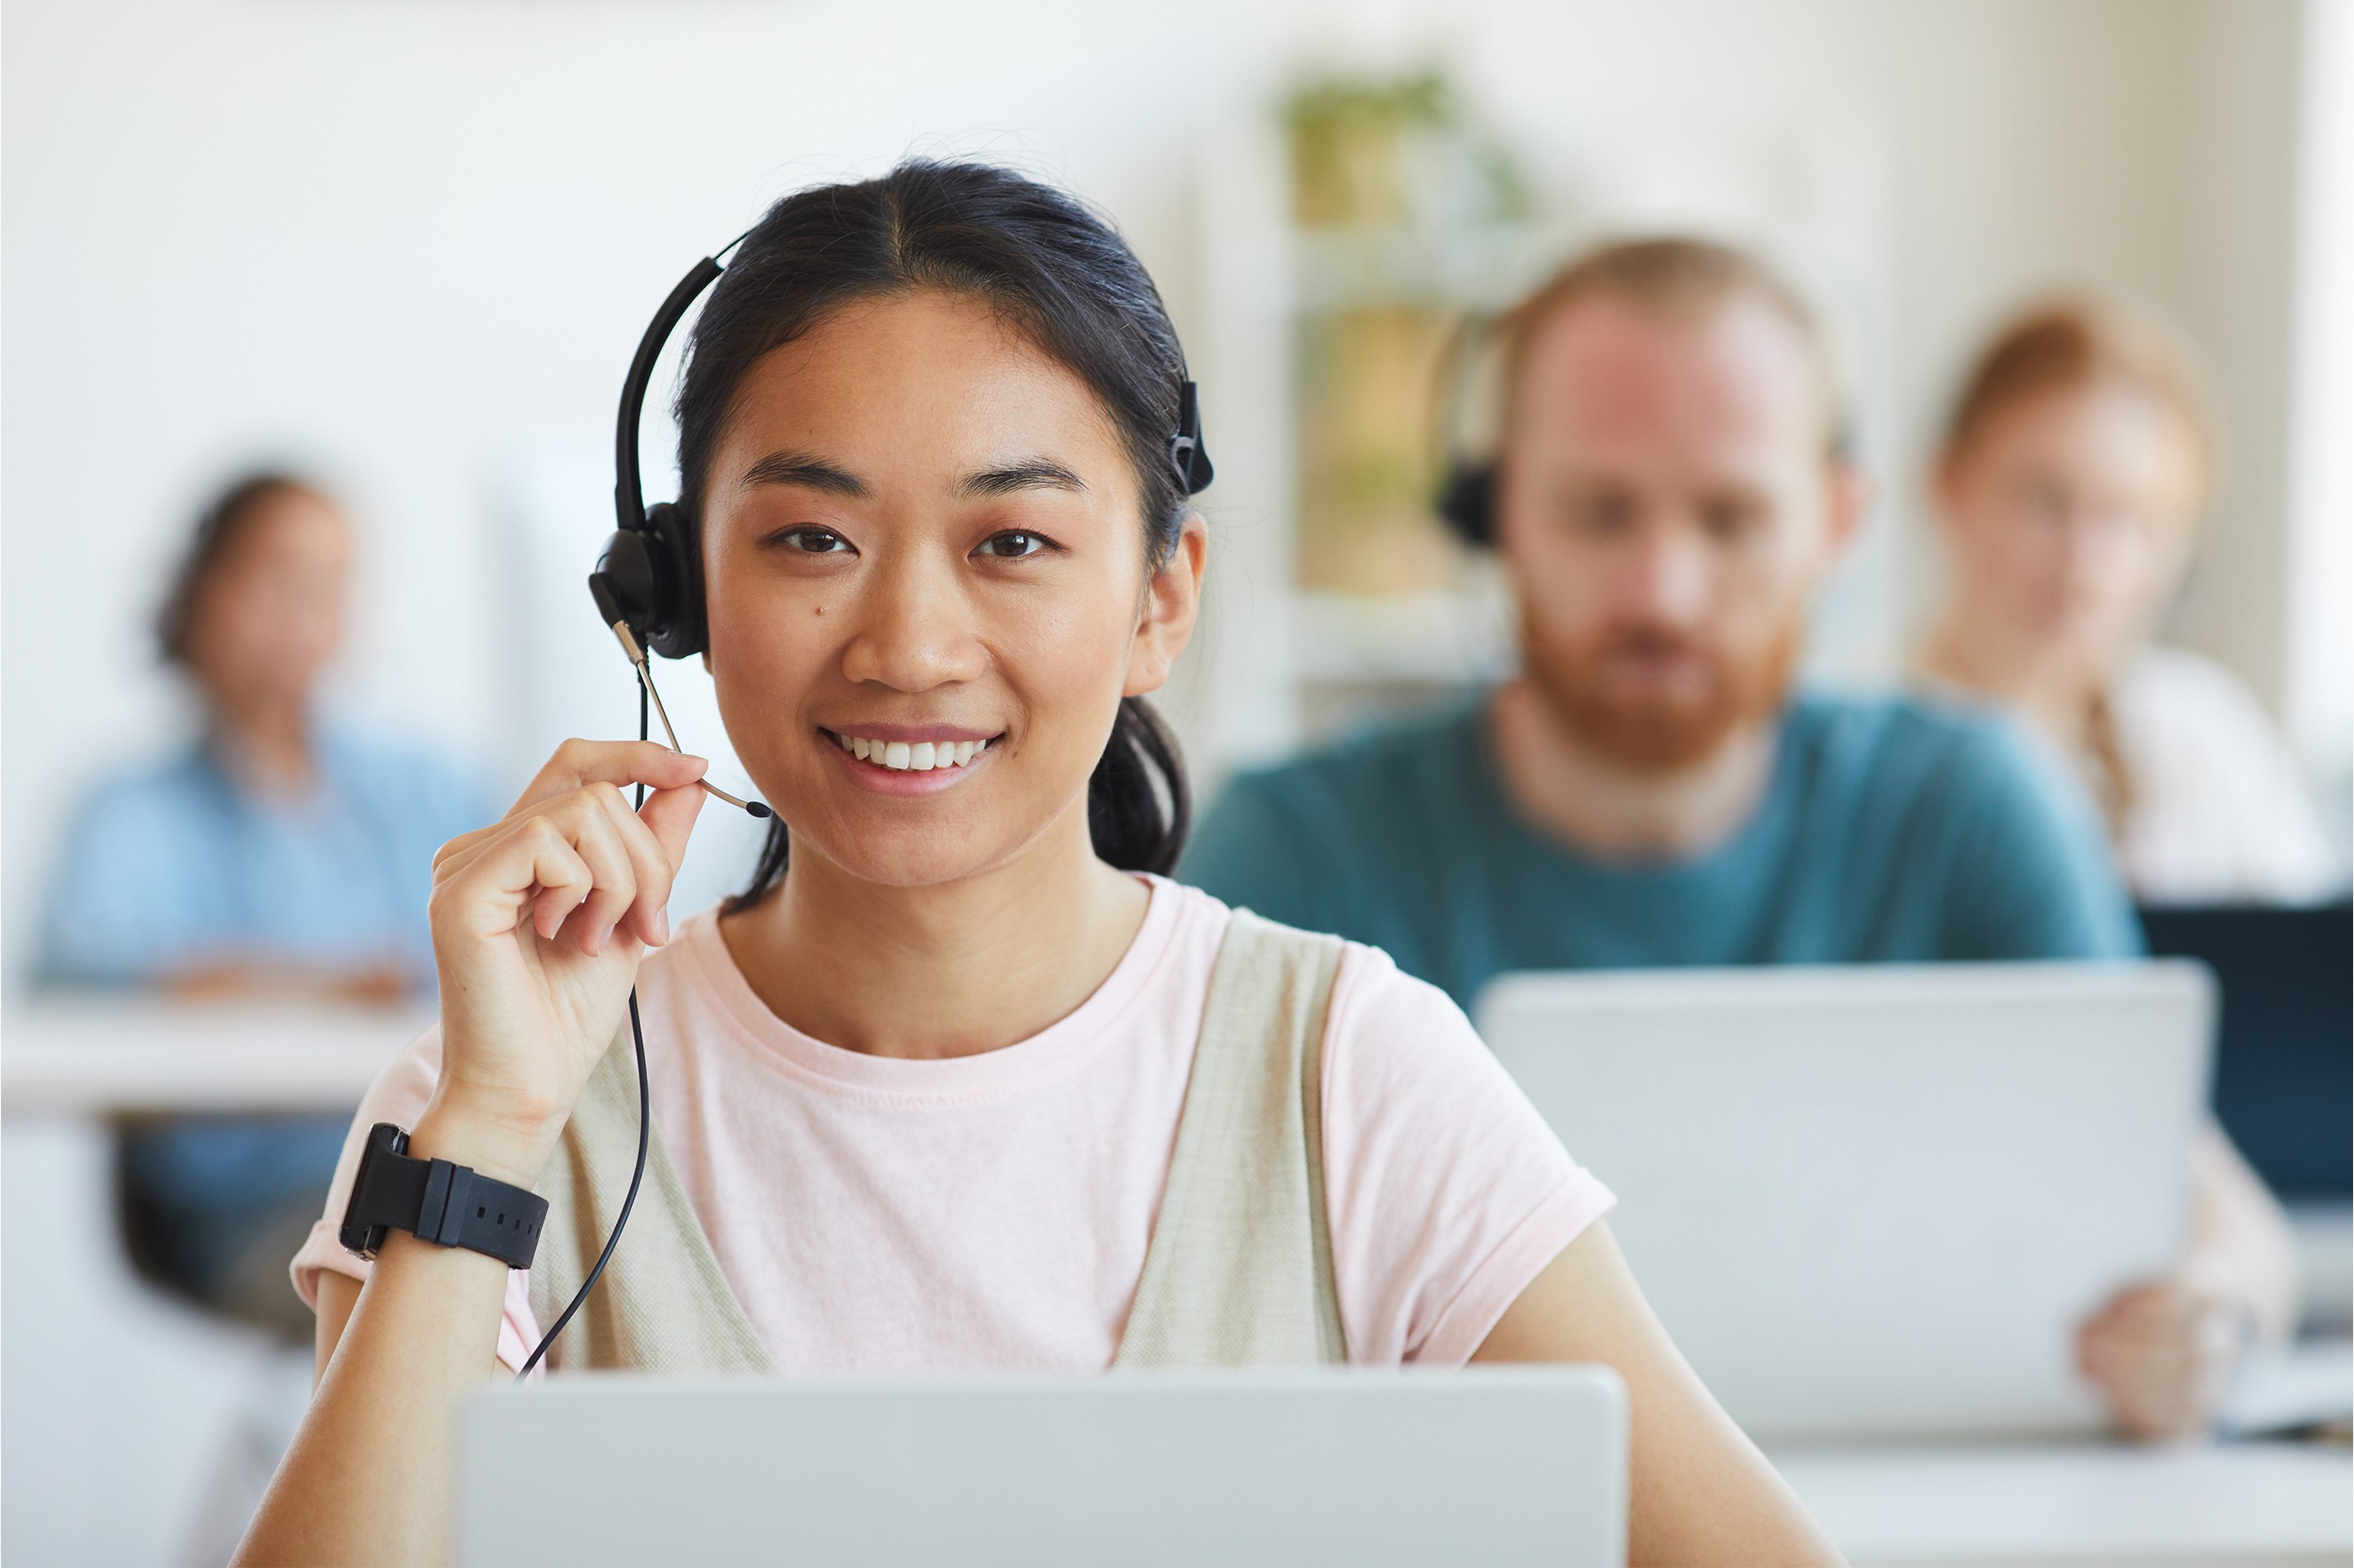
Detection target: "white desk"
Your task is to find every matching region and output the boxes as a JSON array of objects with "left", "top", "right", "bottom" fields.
[
  {"left": 1773, "top": 1439, "right": 2352, "bottom": 1567},
  {"left": 2, "top": 999, "right": 428, "bottom": 1116},
  {"left": 3, "top": 1004, "right": 427, "bottom": 1563}
]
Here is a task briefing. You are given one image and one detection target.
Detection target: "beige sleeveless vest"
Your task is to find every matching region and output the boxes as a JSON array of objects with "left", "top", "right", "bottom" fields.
[{"left": 525, "top": 909, "right": 1349, "bottom": 1372}]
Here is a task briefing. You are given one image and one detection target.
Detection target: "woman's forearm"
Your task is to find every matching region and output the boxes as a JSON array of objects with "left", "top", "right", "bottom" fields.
[
  {"left": 237, "top": 1104, "right": 551, "bottom": 1567},
  {"left": 238, "top": 1234, "right": 509, "bottom": 1565},
  {"left": 1477, "top": 1225, "right": 1842, "bottom": 1567}
]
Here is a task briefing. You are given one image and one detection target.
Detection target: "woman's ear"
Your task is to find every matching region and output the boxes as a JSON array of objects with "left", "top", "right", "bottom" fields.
[{"left": 1123, "top": 513, "right": 1208, "bottom": 698}]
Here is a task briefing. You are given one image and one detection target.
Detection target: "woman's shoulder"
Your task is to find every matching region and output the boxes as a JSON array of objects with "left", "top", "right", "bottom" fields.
[
  {"left": 321, "top": 728, "right": 490, "bottom": 819},
  {"left": 2111, "top": 647, "right": 2277, "bottom": 739},
  {"left": 72, "top": 747, "right": 221, "bottom": 821},
  {"left": 1322, "top": 938, "right": 1492, "bottom": 1083},
  {"left": 49, "top": 753, "right": 233, "bottom": 895},
  {"left": 2108, "top": 645, "right": 2306, "bottom": 798}
]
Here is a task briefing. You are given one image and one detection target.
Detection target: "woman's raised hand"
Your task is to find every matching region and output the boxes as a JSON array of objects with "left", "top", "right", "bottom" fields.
[{"left": 416, "top": 739, "right": 708, "bottom": 1184}]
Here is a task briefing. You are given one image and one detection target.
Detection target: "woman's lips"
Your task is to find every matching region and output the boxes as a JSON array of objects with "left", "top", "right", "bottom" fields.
[
  {"left": 820, "top": 728, "right": 998, "bottom": 796},
  {"left": 830, "top": 723, "right": 997, "bottom": 744}
]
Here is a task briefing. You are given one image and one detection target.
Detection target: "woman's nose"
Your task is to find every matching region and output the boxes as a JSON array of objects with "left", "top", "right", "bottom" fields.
[{"left": 837, "top": 553, "right": 989, "bottom": 692}]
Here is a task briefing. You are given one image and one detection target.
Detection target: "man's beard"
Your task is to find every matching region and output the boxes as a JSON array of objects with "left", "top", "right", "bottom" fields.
[{"left": 1523, "top": 616, "right": 1802, "bottom": 774}]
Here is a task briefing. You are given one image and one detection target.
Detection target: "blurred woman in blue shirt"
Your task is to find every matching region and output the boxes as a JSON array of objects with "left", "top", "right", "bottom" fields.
[{"left": 41, "top": 472, "right": 485, "bottom": 1338}]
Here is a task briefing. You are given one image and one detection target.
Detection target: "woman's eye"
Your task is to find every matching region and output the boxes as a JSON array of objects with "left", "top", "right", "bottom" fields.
[
  {"left": 974, "top": 530, "right": 1053, "bottom": 559},
  {"left": 776, "top": 527, "right": 852, "bottom": 554}
]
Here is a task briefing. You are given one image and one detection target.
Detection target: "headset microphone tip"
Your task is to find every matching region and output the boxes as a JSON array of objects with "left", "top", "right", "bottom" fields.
[{"left": 745, "top": 801, "right": 774, "bottom": 819}]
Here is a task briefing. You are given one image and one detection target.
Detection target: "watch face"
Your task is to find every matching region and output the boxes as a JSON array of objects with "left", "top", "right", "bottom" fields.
[{"left": 338, "top": 1122, "right": 411, "bottom": 1260}]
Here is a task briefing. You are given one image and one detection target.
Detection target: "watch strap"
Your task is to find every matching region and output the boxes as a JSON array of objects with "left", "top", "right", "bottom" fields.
[{"left": 340, "top": 1122, "right": 548, "bottom": 1269}]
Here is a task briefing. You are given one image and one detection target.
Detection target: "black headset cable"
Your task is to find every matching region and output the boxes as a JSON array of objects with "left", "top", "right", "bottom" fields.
[{"left": 515, "top": 676, "right": 657, "bottom": 1380}]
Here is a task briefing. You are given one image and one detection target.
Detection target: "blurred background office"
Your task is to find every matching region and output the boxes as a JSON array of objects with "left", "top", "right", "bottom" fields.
[
  {"left": 42, "top": 470, "right": 482, "bottom": 1339},
  {"left": 4, "top": 1, "right": 2347, "bottom": 1564}
]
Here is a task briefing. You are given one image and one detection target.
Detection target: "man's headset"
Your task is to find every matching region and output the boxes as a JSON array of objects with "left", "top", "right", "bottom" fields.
[
  {"left": 1430, "top": 315, "right": 1504, "bottom": 548},
  {"left": 1434, "top": 460, "right": 1501, "bottom": 548},
  {"left": 519, "top": 239, "right": 1217, "bottom": 1375}
]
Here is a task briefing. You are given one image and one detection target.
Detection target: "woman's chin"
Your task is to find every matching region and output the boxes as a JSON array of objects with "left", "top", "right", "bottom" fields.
[{"left": 787, "top": 813, "right": 1037, "bottom": 893}]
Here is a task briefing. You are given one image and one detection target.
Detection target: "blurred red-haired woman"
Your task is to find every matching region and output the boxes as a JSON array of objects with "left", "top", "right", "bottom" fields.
[{"left": 1921, "top": 300, "right": 2339, "bottom": 905}]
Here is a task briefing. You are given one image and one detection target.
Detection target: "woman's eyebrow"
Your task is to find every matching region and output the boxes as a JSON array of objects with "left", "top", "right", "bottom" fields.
[
  {"left": 961, "top": 460, "right": 1089, "bottom": 498},
  {"left": 740, "top": 451, "right": 867, "bottom": 496}
]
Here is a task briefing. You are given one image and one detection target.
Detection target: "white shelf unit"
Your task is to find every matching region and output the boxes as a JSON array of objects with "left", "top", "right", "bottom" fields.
[{"left": 1180, "top": 121, "right": 1566, "bottom": 787}]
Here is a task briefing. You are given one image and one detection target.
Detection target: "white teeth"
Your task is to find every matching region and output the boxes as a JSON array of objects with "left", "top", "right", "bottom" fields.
[
  {"left": 836, "top": 732, "right": 854, "bottom": 752},
  {"left": 844, "top": 735, "right": 992, "bottom": 771}
]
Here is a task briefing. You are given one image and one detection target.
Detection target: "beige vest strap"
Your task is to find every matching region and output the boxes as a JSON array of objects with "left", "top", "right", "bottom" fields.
[
  {"left": 527, "top": 1030, "right": 772, "bottom": 1373},
  {"left": 529, "top": 906, "right": 1346, "bottom": 1372},
  {"left": 1114, "top": 908, "right": 1348, "bottom": 1367}
]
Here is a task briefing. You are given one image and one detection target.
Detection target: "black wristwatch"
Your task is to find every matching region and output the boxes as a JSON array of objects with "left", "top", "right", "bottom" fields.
[{"left": 338, "top": 1122, "right": 549, "bottom": 1269}]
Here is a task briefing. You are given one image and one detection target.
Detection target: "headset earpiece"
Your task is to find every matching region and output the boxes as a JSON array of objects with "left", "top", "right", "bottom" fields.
[
  {"left": 589, "top": 502, "right": 704, "bottom": 660},
  {"left": 638, "top": 502, "right": 705, "bottom": 659},
  {"left": 1436, "top": 460, "right": 1499, "bottom": 547},
  {"left": 1429, "top": 311, "right": 1504, "bottom": 549}
]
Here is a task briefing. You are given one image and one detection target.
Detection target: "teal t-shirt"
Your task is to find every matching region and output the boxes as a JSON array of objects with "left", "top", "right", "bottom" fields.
[{"left": 1180, "top": 691, "right": 2141, "bottom": 1009}]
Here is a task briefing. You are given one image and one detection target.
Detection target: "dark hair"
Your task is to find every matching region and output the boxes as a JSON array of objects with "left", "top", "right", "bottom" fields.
[
  {"left": 679, "top": 162, "right": 1197, "bottom": 908},
  {"left": 155, "top": 472, "right": 324, "bottom": 665}
]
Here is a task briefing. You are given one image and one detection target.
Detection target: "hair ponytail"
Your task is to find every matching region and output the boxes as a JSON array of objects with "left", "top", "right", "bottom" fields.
[{"left": 1090, "top": 697, "right": 1190, "bottom": 875}]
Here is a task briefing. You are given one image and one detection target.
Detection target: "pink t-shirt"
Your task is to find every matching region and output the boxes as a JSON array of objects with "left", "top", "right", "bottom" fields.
[{"left": 293, "top": 877, "right": 1612, "bottom": 1373}]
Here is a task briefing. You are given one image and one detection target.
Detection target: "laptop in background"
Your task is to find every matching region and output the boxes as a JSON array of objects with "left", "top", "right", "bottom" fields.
[
  {"left": 2138, "top": 900, "right": 2351, "bottom": 1200},
  {"left": 456, "top": 1369, "right": 1628, "bottom": 1567},
  {"left": 1478, "top": 961, "right": 2212, "bottom": 1440}
]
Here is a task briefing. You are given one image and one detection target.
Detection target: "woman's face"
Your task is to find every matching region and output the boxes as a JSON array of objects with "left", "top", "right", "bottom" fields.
[
  {"left": 184, "top": 488, "right": 351, "bottom": 711},
  {"left": 699, "top": 288, "right": 1203, "bottom": 889},
  {"left": 1935, "top": 382, "right": 2203, "bottom": 680}
]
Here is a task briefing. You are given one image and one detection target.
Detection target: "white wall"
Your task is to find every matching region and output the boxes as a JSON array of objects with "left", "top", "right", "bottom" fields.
[
  {"left": 3, "top": 0, "right": 2334, "bottom": 982},
  {"left": 2287, "top": 0, "right": 2354, "bottom": 775}
]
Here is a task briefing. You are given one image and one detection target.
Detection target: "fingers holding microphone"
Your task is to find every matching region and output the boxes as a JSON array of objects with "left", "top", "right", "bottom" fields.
[{"left": 432, "top": 739, "right": 711, "bottom": 960}]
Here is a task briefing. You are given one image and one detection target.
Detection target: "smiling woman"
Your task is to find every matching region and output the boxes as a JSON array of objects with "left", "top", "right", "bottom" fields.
[
  {"left": 237, "top": 163, "right": 1837, "bottom": 1568},
  {"left": 674, "top": 164, "right": 1202, "bottom": 904},
  {"left": 700, "top": 284, "right": 1195, "bottom": 918}
]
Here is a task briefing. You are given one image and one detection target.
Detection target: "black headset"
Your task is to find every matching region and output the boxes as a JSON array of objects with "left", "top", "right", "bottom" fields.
[
  {"left": 1434, "top": 458, "right": 1500, "bottom": 548},
  {"left": 1430, "top": 313, "right": 1503, "bottom": 548},
  {"left": 588, "top": 249, "right": 1217, "bottom": 663},
  {"left": 588, "top": 253, "right": 726, "bottom": 661}
]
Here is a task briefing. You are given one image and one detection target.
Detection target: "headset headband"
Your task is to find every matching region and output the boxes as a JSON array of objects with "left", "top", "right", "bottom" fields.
[
  {"left": 613, "top": 255, "right": 725, "bottom": 541},
  {"left": 600, "top": 237, "right": 1215, "bottom": 660},
  {"left": 615, "top": 251, "right": 1215, "bottom": 543}
]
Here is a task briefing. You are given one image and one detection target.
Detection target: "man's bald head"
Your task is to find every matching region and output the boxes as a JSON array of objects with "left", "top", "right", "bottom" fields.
[{"left": 1496, "top": 237, "right": 1849, "bottom": 465}]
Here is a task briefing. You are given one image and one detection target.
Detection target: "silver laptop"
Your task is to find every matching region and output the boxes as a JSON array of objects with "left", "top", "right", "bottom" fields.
[
  {"left": 456, "top": 1369, "right": 1628, "bottom": 1566},
  {"left": 1477, "top": 961, "right": 2213, "bottom": 1439}
]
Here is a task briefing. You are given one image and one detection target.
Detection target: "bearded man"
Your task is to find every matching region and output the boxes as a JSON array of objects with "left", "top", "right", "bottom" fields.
[{"left": 1182, "top": 238, "right": 2140, "bottom": 1006}]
